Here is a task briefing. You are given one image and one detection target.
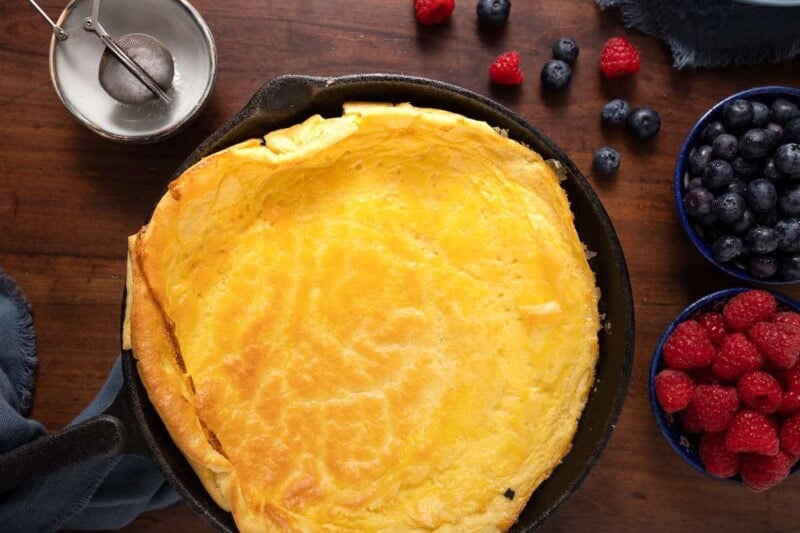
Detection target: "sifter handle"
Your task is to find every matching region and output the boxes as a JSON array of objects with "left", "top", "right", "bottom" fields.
[{"left": 27, "top": 0, "right": 68, "bottom": 41}]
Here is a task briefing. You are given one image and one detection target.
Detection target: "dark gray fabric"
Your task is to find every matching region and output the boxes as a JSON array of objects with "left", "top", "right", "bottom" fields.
[{"left": 598, "top": 0, "right": 800, "bottom": 69}]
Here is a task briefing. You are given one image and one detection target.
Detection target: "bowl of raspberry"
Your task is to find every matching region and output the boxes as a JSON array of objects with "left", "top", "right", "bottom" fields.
[
  {"left": 651, "top": 288, "right": 800, "bottom": 490},
  {"left": 675, "top": 86, "right": 800, "bottom": 283}
]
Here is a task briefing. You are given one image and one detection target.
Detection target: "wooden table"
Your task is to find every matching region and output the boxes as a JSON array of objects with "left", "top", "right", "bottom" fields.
[{"left": 2, "top": 1, "right": 800, "bottom": 531}]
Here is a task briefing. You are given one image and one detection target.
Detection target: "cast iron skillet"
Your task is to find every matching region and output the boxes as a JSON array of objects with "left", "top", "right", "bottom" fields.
[{"left": 0, "top": 74, "right": 634, "bottom": 531}]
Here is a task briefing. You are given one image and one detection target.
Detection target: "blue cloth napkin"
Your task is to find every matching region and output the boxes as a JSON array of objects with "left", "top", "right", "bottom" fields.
[
  {"left": 0, "top": 269, "right": 180, "bottom": 532},
  {"left": 598, "top": 0, "right": 800, "bottom": 69}
]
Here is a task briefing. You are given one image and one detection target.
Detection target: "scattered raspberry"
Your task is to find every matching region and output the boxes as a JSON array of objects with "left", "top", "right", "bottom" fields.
[
  {"left": 698, "top": 312, "right": 728, "bottom": 346},
  {"left": 599, "top": 37, "right": 641, "bottom": 79},
  {"left": 681, "top": 408, "right": 703, "bottom": 434},
  {"left": 749, "top": 322, "right": 800, "bottom": 369},
  {"left": 775, "top": 311, "right": 800, "bottom": 331},
  {"left": 489, "top": 51, "right": 523, "bottom": 85},
  {"left": 688, "top": 385, "right": 739, "bottom": 433},
  {"left": 689, "top": 367, "right": 720, "bottom": 385},
  {"left": 780, "top": 413, "right": 800, "bottom": 456},
  {"left": 725, "top": 410, "right": 780, "bottom": 455},
  {"left": 699, "top": 432, "right": 740, "bottom": 478},
  {"left": 413, "top": 0, "right": 455, "bottom": 25},
  {"left": 723, "top": 290, "right": 776, "bottom": 332},
  {"left": 654, "top": 370, "right": 695, "bottom": 413},
  {"left": 740, "top": 452, "right": 791, "bottom": 492},
  {"left": 737, "top": 371, "right": 783, "bottom": 414},
  {"left": 662, "top": 320, "right": 715, "bottom": 370},
  {"left": 778, "top": 388, "right": 800, "bottom": 416},
  {"left": 712, "top": 333, "right": 763, "bottom": 382}
]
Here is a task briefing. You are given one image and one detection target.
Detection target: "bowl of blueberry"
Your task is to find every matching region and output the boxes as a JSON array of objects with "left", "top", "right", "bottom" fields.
[{"left": 676, "top": 86, "right": 800, "bottom": 283}]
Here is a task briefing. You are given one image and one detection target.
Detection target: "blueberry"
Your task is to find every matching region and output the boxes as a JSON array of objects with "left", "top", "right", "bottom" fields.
[
  {"left": 726, "top": 180, "right": 747, "bottom": 197},
  {"left": 540, "top": 60, "right": 572, "bottom": 90},
  {"left": 738, "top": 129, "right": 772, "bottom": 159},
  {"left": 687, "top": 177, "right": 704, "bottom": 190},
  {"left": 714, "top": 192, "right": 746, "bottom": 224},
  {"left": 731, "top": 156, "right": 760, "bottom": 180},
  {"left": 701, "top": 121, "right": 726, "bottom": 144},
  {"left": 476, "top": 0, "right": 511, "bottom": 27},
  {"left": 593, "top": 146, "right": 621, "bottom": 175},
  {"left": 776, "top": 218, "right": 800, "bottom": 252},
  {"left": 752, "top": 101, "right": 770, "bottom": 127},
  {"left": 745, "top": 179, "right": 777, "bottom": 213},
  {"left": 601, "top": 99, "right": 631, "bottom": 126},
  {"left": 769, "top": 98, "right": 800, "bottom": 125},
  {"left": 683, "top": 187, "right": 714, "bottom": 217},
  {"left": 627, "top": 107, "right": 661, "bottom": 139},
  {"left": 776, "top": 143, "right": 800, "bottom": 177},
  {"left": 763, "top": 158, "right": 783, "bottom": 181},
  {"left": 766, "top": 122, "right": 784, "bottom": 145},
  {"left": 697, "top": 210, "right": 721, "bottom": 229},
  {"left": 711, "top": 133, "right": 738, "bottom": 160},
  {"left": 755, "top": 209, "right": 779, "bottom": 228},
  {"left": 687, "top": 145, "right": 712, "bottom": 175},
  {"left": 780, "top": 255, "right": 800, "bottom": 281},
  {"left": 552, "top": 37, "right": 579, "bottom": 64},
  {"left": 703, "top": 159, "right": 734, "bottom": 190},
  {"left": 748, "top": 254, "right": 779, "bottom": 279},
  {"left": 745, "top": 225, "right": 779, "bottom": 254},
  {"left": 722, "top": 99, "right": 754, "bottom": 131},
  {"left": 712, "top": 235, "right": 744, "bottom": 263},
  {"left": 784, "top": 118, "right": 800, "bottom": 143},
  {"left": 781, "top": 185, "right": 800, "bottom": 216},
  {"left": 730, "top": 209, "right": 754, "bottom": 235}
]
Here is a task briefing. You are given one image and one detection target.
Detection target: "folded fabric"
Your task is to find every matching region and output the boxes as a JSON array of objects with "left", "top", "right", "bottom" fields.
[
  {"left": 597, "top": 0, "right": 800, "bottom": 69},
  {"left": 0, "top": 269, "right": 180, "bottom": 532}
]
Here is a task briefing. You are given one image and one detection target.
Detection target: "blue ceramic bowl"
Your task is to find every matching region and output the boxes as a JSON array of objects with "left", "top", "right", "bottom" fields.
[
  {"left": 650, "top": 287, "right": 800, "bottom": 482},
  {"left": 674, "top": 86, "right": 800, "bottom": 285}
]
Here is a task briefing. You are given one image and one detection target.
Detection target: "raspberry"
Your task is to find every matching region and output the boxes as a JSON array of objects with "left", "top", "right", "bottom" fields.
[
  {"left": 654, "top": 370, "right": 695, "bottom": 413},
  {"left": 775, "top": 311, "right": 800, "bottom": 330},
  {"left": 599, "top": 37, "right": 641, "bottom": 79},
  {"left": 723, "top": 290, "right": 776, "bottom": 331},
  {"left": 489, "top": 51, "right": 523, "bottom": 85},
  {"left": 688, "top": 385, "right": 739, "bottom": 432},
  {"left": 697, "top": 312, "right": 728, "bottom": 346},
  {"left": 681, "top": 408, "right": 703, "bottom": 434},
  {"left": 780, "top": 413, "right": 800, "bottom": 456},
  {"left": 737, "top": 371, "right": 783, "bottom": 414},
  {"left": 778, "top": 388, "right": 800, "bottom": 416},
  {"left": 725, "top": 410, "right": 780, "bottom": 455},
  {"left": 662, "top": 321, "right": 715, "bottom": 370},
  {"left": 712, "top": 333, "right": 763, "bottom": 382},
  {"left": 749, "top": 322, "right": 800, "bottom": 369},
  {"left": 699, "top": 432, "right": 740, "bottom": 478},
  {"left": 413, "top": 0, "right": 455, "bottom": 25},
  {"left": 780, "top": 368, "right": 800, "bottom": 389},
  {"left": 740, "top": 452, "right": 791, "bottom": 491}
]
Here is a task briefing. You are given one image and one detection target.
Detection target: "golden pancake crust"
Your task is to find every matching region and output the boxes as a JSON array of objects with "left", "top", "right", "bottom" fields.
[{"left": 128, "top": 103, "right": 599, "bottom": 532}]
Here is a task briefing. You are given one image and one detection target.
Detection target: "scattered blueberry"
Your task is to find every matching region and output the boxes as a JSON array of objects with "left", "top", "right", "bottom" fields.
[
  {"left": 593, "top": 146, "right": 621, "bottom": 175},
  {"left": 784, "top": 118, "right": 800, "bottom": 143},
  {"left": 766, "top": 122, "right": 784, "bottom": 145},
  {"left": 712, "top": 235, "right": 744, "bottom": 263},
  {"left": 780, "top": 255, "right": 800, "bottom": 281},
  {"left": 755, "top": 209, "right": 779, "bottom": 228},
  {"left": 745, "top": 225, "right": 779, "bottom": 254},
  {"left": 683, "top": 187, "right": 714, "bottom": 217},
  {"left": 714, "top": 192, "right": 746, "bottom": 224},
  {"left": 540, "top": 60, "right": 572, "bottom": 90},
  {"left": 722, "top": 99, "right": 754, "bottom": 131},
  {"left": 776, "top": 218, "right": 800, "bottom": 252},
  {"left": 738, "top": 129, "right": 772, "bottom": 159},
  {"left": 763, "top": 158, "right": 782, "bottom": 181},
  {"left": 726, "top": 180, "right": 747, "bottom": 197},
  {"left": 730, "top": 210, "right": 754, "bottom": 235},
  {"left": 748, "top": 254, "right": 780, "bottom": 279},
  {"left": 703, "top": 159, "right": 734, "bottom": 190},
  {"left": 601, "top": 99, "right": 631, "bottom": 126},
  {"left": 776, "top": 143, "right": 800, "bottom": 177},
  {"left": 701, "top": 121, "right": 726, "bottom": 144},
  {"left": 627, "top": 107, "right": 661, "bottom": 139},
  {"left": 769, "top": 98, "right": 800, "bottom": 125},
  {"left": 687, "top": 177, "right": 704, "bottom": 190},
  {"left": 752, "top": 101, "right": 770, "bottom": 127},
  {"left": 745, "top": 179, "right": 777, "bottom": 213},
  {"left": 711, "top": 133, "right": 738, "bottom": 161},
  {"left": 781, "top": 185, "right": 800, "bottom": 216},
  {"left": 476, "top": 0, "right": 511, "bottom": 27},
  {"left": 552, "top": 37, "right": 579, "bottom": 64},
  {"left": 731, "top": 156, "right": 760, "bottom": 180}
]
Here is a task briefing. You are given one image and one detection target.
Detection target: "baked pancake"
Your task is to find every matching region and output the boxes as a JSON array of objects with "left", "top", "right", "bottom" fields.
[{"left": 126, "top": 103, "right": 600, "bottom": 532}]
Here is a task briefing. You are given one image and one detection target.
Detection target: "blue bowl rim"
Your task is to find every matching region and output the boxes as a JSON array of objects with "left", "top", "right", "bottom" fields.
[
  {"left": 673, "top": 85, "right": 800, "bottom": 286},
  {"left": 650, "top": 287, "right": 800, "bottom": 482}
]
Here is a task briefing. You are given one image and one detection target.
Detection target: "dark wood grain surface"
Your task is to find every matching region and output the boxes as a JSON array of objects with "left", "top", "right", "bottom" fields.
[{"left": 2, "top": 0, "right": 800, "bottom": 531}]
